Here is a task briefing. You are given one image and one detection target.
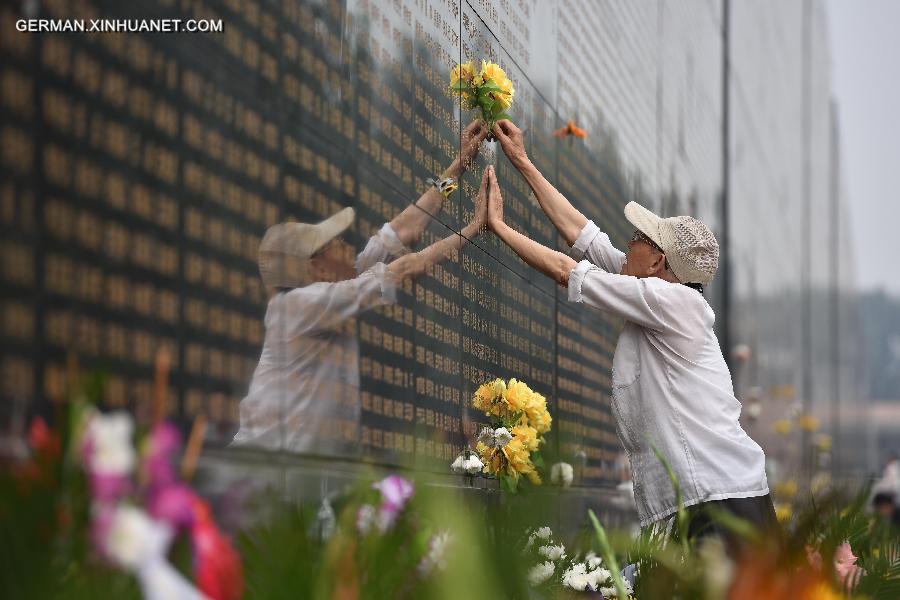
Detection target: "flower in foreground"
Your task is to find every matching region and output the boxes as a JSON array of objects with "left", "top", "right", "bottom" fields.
[
  {"left": 417, "top": 530, "right": 453, "bottom": 577},
  {"left": 538, "top": 543, "right": 566, "bottom": 562},
  {"left": 371, "top": 474, "right": 415, "bottom": 532},
  {"left": 83, "top": 411, "right": 137, "bottom": 477},
  {"left": 191, "top": 498, "right": 244, "bottom": 600},
  {"left": 527, "top": 561, "right": 555, "bottom": 586}
]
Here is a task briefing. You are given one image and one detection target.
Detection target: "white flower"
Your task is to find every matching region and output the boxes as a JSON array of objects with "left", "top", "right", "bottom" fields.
[
  {"left": 562, "top": 563, "right": 589, "bottom": 590},
  {"left": 450, "top": 454, "right": 467, "bottom": 474},
  {"left": 551, "top": 462, "right": 574, "bottom": 487},
  {"left": 586, "top": 551, "right": 602, "bottom": 569},
  {"left": 356, "top": 504, "right": 376, "bottom": 534},
  {"left": 538, "top": 543, "right": 566, "bottom": 561},
  {"left": 527, "top": 561, "right": 555, "bottom": 586},
  {"left": 586, "top": 567, "right": 612, "bottom": 589},
  {"left": 535, "top": 526, "right": 552, "bottom": 540},
  {"left": 85, "top": 411, "right": 136, "bottom": 475},
  {"left": 493, "top": 427, "right": 513, "bottom": 448},
  {"left": 477, "top": 426, "right": 496, "bottom": 447},
  {"left": 463, "top": 454, "right": 484, "bottom": 474},
  {"left": 600, "top": 579, "right": 633, "bottom": 598},
  {"left": 105, "top": 506, "right": 167, "bottom": 570},
  {"left": 417, "top": 530, "right": 452, "bottom": 577}
]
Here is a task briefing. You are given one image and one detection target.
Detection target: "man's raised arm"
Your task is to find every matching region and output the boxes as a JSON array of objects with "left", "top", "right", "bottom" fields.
[
  {"left": 492, "top": 120, "right": 588, "bottom": 246},
  {"left": 390, "top": 120, "right": 487, "bottom": 247}
]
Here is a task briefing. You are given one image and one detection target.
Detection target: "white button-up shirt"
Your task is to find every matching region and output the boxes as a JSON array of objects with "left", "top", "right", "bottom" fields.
[
  {"left": 567, "top": 220, "right": 769, "bottom": 526},
  {"left": 232, "top": 223, "right": 407, "bottom": 455}
]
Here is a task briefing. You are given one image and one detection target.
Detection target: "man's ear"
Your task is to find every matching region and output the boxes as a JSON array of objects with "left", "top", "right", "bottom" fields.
[{"left": 648, "top": 252, "right": 667, "bottom": 277}]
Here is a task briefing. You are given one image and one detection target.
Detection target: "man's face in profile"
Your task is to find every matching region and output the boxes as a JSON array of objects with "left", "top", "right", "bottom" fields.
[{"left": 310, "top": 236, "right": 356, "bottom": 282}]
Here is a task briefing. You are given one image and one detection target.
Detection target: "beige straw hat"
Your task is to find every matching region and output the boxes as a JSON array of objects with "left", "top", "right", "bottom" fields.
[
  {"left": 623, "top": 202, "right": 719, "bottom": 285},
  {"left": 258, "top": 207, "right": 355, "bottom": 289}
]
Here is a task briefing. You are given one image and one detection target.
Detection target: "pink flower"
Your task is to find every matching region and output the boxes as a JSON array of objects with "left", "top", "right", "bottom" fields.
[
  {"left": 834, "top": 541, "right": 864, "bottom": 590},
  {"left": 143, "top": 422, "right": 182, "bottom": 489},
  {"left": 372, "top": 475, "right": 414, "bottom": 531},
  {"left": 90, "top": 472, "right": 132, "bottom": 503},
  {"left": 373, "top": 474, "right": 414, "bottom": 511},
  {"left": 148, "top": 483, "right": 197, "bottom": 530}
]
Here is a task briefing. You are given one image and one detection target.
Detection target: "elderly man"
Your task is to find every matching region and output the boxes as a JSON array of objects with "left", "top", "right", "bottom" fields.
[
  {"left": 487, "top": 120, "right": 775, "bottom": 548},
  {"left": 233, "top": 122, "right": 488, "bottom": 455}
]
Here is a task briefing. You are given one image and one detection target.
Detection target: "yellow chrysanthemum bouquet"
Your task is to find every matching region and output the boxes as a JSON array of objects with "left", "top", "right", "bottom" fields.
[
  {"left": 449, "top": 60, "right": 515, "bottom": 134},
  {"left": 471, "top": 378, "right": 551, "bottom": 493}
]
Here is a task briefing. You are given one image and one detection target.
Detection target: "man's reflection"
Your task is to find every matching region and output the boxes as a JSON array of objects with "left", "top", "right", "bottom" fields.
[{"left": 233, "top": 122, "right": 488, "bottom": 454}]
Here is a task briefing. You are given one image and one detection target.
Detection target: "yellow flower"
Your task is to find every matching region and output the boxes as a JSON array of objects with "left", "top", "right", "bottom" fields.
[
  {"left": 524, "top": 394, "right": 552, "bottom": 434},
  {"left": 774, "top": 419, "right": 792, "bottom": 435},
  {"left": 502, "top": 437, "right": 535, "bottom": 479},
  {"left": 491, "top": 91, "right": 513, "bottom": 110},
  {"left": 526, "top": 470, "right": 541, "bottom": 485},
  {"left": 774, "top": 502, "right": 793, "bottom": 523},
  {"left": 802, "top": 581, "right": 842, "bottom": 600},
  {"left": 814, "top": 433, "right": 833, "bottom": 452},
  {"left": 503, "top": 378, "right": 534, "bottom": 414},
  {"left": 774, "top": 479, "right": 798, "bottom": 500},
  {"left": 798, "top": 414, "right": 820, "bottom": 432},
  {"left": 450, "top": 61, "right": 475, "bottom": 87},
  {"left": 511, "top": 424, "right": 540, "bottom": 452},
  {"left": 479, "top": 60, "right": 507, "bottom": 87},
  {"left": 472, "top": 379, "right": 505, "bottom": 414}
]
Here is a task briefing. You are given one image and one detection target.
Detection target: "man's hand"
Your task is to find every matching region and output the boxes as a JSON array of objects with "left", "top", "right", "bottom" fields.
[
  {"left": 486, "top": 165, "right": 504, "bottom": 231},
  {"left": 492, "top": 120, "right": 528, "bottom": 168}
]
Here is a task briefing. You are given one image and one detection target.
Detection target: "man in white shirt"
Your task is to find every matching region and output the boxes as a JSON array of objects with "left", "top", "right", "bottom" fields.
[
  {"left": 487, "top": 120, "right": 775, "bottom": 549},
  {"left": 233, "top": 122, "right": 488, "bottom": 455}
]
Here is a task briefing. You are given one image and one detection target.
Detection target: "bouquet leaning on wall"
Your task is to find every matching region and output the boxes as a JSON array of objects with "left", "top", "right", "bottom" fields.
[{"left": 471, "top": 378, "right": 552, "bottom": 493}]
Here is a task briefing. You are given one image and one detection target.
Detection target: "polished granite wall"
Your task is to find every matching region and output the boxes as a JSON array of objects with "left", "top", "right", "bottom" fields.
[{"left": 0, "top": 0, "right": 858, "bottom": 505}]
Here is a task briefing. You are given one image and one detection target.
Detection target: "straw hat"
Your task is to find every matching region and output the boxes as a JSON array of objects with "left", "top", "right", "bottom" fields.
[
  {"left": 258, "top": 207, "right": 355, "bottom": 288},
  {"left": 623, "top": 202, "right": 719, "bottom": 285}
]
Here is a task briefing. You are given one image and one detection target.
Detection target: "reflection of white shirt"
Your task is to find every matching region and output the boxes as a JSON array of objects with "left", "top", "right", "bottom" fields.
[
  {"left": 567, "top": 220, "right": 769, "bottom": 527},
  {"left": 232, "top": 223, "right": 407, "bottom": 454}
]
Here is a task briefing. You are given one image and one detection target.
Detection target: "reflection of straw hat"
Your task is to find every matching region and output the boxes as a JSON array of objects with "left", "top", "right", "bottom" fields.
[
  {"left": 623, "top": 202, "right": 719, "bottom": 285},
  {"left": 258, "top": 207, "right": 355, "bottom": 288}
]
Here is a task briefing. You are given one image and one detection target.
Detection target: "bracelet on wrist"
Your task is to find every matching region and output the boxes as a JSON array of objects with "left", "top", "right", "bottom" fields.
[{"left": 426, "top": 175, "right": 458, "bottom": 198}]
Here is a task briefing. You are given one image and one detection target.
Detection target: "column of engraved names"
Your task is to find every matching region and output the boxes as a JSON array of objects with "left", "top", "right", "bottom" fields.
[
  {"left": 556, "top": 309, "right": 619, "bottom": 485},
  {"left": 179, "top": 0, "right": 280, "bottom": 436},
  {"left": 0, "top": 4, "right": 38, "bottom": 405},
  {"left": 27, "top": 13, "right": 189, "bottom": 417}
]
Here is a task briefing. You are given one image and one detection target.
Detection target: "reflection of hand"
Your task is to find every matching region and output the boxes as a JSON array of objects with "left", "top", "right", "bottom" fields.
[
  {"left": 485, "top": 166, "right": 504, "bottom": 231},
  {"left": 492, "top": 120, "right": 528, "bottom": 168},
  {"left": 445, "top": 121, "right": 488, "bottom": 178},
  {"left": 461, "top": 120, "right": 488, "bottom": 162},
  {"left": 470, "top": 168, "right": 490, "bottom": 233}
]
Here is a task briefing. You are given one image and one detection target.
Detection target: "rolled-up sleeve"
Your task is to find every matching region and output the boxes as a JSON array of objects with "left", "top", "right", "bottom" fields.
[
  {"left": 355, "top": 223, "right": 410, "bottom": 274},
  {"left": 569, "top": 220, "right": 626, "bottom": 274},
  {"left": 276, "top": 263, "right": 397, "bottom": 337},
  {"left": 568, "top": 260, "right": 669, "bottom": 331}
]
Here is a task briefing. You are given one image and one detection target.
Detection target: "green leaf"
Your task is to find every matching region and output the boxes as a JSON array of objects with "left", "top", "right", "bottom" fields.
[
  {"left": 450, "top": 80, "right": 471, "bottom": 92},
  {"left": 588, "top": 509, "right": 630, "bottom": 600},
  {"left": 500, "top": 475, "right": 518, "bottom": 494},
  {"left": 479, "top": 80, "right": 503, "bottom": 93},
  {"left": 651, "top": 441, "right": 691, "bottom": 556},
  {"left": 490, "top": 100, "right": 506, "bottom": 117},
  {"left": 494, "top": 113, "right": 513, "bottom": 122},
  {"left": 477, "top": 94, "right": 494, "bottom": 110},
  {"left": 530, "top": 452, "right": 545, "bottom": 469}
]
